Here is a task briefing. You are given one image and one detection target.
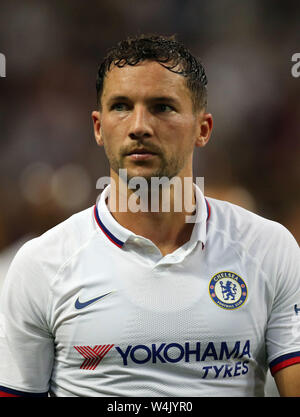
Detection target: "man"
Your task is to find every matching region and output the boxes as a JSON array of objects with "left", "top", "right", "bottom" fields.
[{"left": 0, "top": 34, "right": 299, "bottom": 397}]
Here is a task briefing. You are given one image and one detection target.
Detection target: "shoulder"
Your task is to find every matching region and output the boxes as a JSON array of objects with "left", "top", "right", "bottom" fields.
[
  {"left": 7, "top": 206, "right": 97, "bottom": 279},
  {"left": 206, "top": 196, "right": 298, "bottom": 256},
  {"left": 0, "top": 207, "right": 100, "bottom": 333}
]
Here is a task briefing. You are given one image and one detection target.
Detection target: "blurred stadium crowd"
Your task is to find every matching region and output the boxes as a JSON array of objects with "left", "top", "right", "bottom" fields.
[{"left": 0, "top": 0, "right": 299, "bottom": 263}]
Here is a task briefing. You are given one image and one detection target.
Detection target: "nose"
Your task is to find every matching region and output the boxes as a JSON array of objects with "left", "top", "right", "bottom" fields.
[{"left": 128, "top": 105, "right": 153, "bottom": 140}]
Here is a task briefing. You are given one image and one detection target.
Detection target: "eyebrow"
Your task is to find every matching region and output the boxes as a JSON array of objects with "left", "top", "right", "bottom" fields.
[
  {"left": 106, "top": 95, "right": 180, "bottom": 106},
  {"left": 148, "top": 96, "right": 180, "bottom": 105},
  {"left": 107, "top": 95, "right": 128, "bottom": 103}
]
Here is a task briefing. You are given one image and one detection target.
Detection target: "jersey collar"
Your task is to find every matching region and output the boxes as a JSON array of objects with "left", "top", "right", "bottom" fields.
[
  {"left": 94, "top": 183, "right": 210, "bottom": 249},
  {"left": 94, "top": 184, "right": 129, "bottom": 248}
]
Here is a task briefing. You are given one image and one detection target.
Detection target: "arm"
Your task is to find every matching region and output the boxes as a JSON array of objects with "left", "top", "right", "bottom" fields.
[
  {"left": 265, "top": 224, "right": 300, "bottom": 395},
  {"left": 274, "top": 363, "right": 300, "bottom": 397},
  {"left": 0, "top": 240, "right": 54, "bottom": 396}
]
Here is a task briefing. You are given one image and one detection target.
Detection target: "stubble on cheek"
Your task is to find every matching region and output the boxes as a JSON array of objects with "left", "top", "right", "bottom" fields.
[{"left": 101, "top": 130, "right": 189, "bottom": 183}]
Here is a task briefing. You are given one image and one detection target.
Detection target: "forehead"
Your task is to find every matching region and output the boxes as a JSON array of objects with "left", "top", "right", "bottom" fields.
[{"left": 102, "top": 60, "right": 191, "bottom": 103}]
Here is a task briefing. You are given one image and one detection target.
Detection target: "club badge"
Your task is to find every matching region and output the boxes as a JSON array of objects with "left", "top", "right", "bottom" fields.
[{"left": 209, "top": 271, "right": 248, "bottom": 310}]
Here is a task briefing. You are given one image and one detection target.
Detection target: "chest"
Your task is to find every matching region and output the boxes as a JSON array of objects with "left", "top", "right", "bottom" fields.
[{"left": 49, "top": 245, "right": 269, "bottom": 366}]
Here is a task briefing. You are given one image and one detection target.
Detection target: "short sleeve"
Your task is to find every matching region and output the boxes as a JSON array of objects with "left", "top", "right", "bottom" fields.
[
  {"left": 0, "top": 240, "right": 54, "bottom": 394},
  {"left": 265, "top": 226, "right": 300, "bottom": 375}
]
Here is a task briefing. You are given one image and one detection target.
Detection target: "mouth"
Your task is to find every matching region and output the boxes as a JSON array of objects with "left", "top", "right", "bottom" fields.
[{"left": 125, "top": 148, "right": 158, "bottom": 161}]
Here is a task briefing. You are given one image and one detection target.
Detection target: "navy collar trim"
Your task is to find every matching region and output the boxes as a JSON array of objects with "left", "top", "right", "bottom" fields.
[{"left": 94, "top": 205, "right": 124, "bottom": 248}]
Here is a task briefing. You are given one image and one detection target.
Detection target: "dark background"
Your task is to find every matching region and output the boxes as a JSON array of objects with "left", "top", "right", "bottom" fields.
[{"left": 0, "top": 0, "right": 299, "bottom": 255}]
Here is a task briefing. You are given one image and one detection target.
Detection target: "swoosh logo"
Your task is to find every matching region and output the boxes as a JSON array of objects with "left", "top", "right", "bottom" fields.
[{"left": 75, "top": 291, "right": 113, "bottom": 310}]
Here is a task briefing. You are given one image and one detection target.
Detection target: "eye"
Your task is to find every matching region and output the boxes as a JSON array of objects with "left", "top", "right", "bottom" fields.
[
  {"left": 111, "top": 103, "right": 129, "bottom": 111},
  {"left": 153, "top": 103, "right": 175, "bottom": 113}
]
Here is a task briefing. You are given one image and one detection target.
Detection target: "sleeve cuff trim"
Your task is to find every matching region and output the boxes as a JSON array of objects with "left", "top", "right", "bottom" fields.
[
  {"left": 0, "top": 385, "right": 48, "bottom": 397},
  {"left": 269, "top": 351, "right": 300, "bottom": 376}
]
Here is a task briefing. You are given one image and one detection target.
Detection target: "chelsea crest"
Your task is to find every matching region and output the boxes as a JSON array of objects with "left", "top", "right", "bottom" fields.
[{"left": 209, "top": 271, "right": 248, "bottom": 310}]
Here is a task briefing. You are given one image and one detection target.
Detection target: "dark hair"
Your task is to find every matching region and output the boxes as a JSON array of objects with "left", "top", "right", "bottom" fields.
[{"left": 96, "top": 34, "right": 207, "bottom": 111}]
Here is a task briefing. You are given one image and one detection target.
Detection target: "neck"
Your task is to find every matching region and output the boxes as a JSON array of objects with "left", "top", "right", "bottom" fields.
[{"left": 107, "top": 172, "right": 196, "bottom": 254}]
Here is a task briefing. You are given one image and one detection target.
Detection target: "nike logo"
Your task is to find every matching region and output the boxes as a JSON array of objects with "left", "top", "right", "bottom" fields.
[{"left": 75, "top": 292, "right": 113, "bottom": 310}]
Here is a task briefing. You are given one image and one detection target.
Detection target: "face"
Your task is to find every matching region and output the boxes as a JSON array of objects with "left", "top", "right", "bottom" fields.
[{"left": 92, "top": 60, "right": 212, "bottom": 184}]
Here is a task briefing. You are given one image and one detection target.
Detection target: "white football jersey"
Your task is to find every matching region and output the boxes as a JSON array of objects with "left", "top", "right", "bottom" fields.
[{"left": 0, "top": 184, "right": 299, "bottom": 397}]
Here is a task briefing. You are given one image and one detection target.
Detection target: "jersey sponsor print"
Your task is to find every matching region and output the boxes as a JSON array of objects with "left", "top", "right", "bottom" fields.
[{"left": 74, "top": 339, "right": 251, "bottom": 379}]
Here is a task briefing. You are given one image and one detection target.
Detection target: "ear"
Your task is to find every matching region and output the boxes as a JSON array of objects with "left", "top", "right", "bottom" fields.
[
  {"left": 91, "top": 111, "right": 103, "bottom": 146},
  {"left": 195, "top": 112, "right": 213, "bottom": 148}
]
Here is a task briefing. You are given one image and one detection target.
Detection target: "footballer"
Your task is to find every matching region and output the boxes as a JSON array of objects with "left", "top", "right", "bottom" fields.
[{"left": 0, "top": 34, "right": 299, "bottom": 397}]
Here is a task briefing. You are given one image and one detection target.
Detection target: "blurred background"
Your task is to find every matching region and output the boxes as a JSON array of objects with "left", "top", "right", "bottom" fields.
[{"left": 0, "top": 0, "right": 299, "bottom": 395}]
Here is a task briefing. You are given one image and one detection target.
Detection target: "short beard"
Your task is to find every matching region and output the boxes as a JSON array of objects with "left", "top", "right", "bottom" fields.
[{"left": 110, "top": 154, "right": 185, "bottom": 187}]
